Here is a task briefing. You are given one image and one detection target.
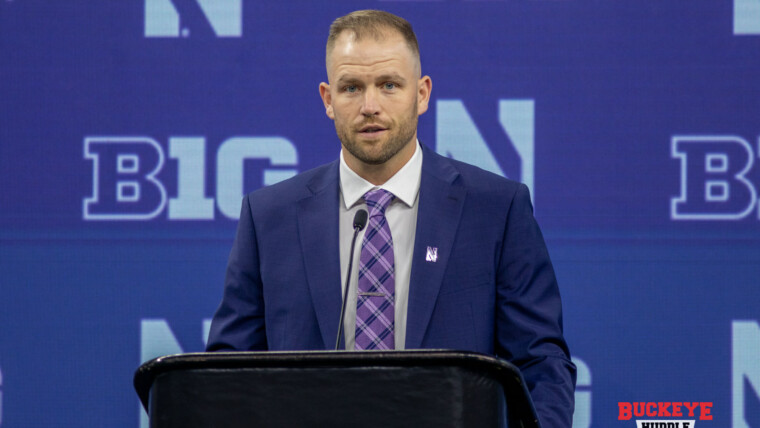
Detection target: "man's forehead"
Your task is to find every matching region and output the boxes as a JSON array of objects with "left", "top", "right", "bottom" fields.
[
  {"left": 327, "top": 30, "right": 419, "bottom": 75},
  {"left": 336, "top": 27, "right": 397, "bottom": 43},
  {"left": 331, "top": 30, "right": 407, "bottom": 58}
]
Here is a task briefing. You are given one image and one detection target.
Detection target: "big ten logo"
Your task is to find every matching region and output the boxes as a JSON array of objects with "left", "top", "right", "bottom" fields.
[
  {"left": 144, "top": 0, "right": 242, "bottom": 38},
  {"left": 671, "top": 136, "right": 760, "bottom": 220},
  {"left": 83, "top": 99, "right": 536, "bottom": 221},
  {"left": 83, "top": 136, "right": 298, "bottom": 220},
  {"left": 732, "top": 320, "right": 760, "bottom": 428},
  {"left": 735, "top": 0, "right": 760, "bottom": 35}
]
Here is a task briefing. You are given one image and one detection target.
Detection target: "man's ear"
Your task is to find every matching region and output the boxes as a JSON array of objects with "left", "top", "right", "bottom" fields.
[
  {"left": 319, "top": 82, "right": 335, "bottom": 119},
  {"left": 416, "top": 75, "right": 432, "bottom": 116}
]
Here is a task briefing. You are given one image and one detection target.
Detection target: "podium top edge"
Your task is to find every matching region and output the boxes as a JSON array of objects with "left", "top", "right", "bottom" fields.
[
  {"left": 137, "top": 349, "right": 519, "bottom": 376},
  {"left": 134, "top": 350, "right": 525, "bottom": 409}
]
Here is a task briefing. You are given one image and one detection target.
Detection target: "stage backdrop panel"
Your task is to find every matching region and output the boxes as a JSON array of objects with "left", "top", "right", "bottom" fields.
[{"left": 1, "top": 1, "right": 759, "bottom": 427}]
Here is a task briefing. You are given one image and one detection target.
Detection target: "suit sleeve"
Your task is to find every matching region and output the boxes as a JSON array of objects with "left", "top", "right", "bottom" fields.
[
  {"left": 206, "top": 195, "right": 268, "bottom": 351},
  {"left": 496, "top": 183, "right": 576, "bottom": 428}
]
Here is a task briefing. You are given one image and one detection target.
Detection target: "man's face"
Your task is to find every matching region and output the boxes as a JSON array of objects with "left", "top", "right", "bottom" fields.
[{"left": 320, "top": 30, "right": 431, "bottom": 173}]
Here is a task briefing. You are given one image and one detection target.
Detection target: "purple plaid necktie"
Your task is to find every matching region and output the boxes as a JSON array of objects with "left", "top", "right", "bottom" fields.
[{"left": 355, "top": 188, "right": 396, "bottom": 350}]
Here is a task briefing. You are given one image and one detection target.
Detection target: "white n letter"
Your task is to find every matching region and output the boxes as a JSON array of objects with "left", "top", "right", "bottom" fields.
[
  {"left": 144, "top": 0, "right": 180, "bottom": 37},
  {"left": 735, "top": 0, "right": 760, "bottom": 35},
  {"left": 197, "top": 0, "right": 242, "bottom": 37},
  {"left": 499, "top": 100, "right": 534, "bottom": 197},
  {"left": 572, "top": 357, "right": 592, "bottom": 428},
  {"left": 733, "top": 320, "right": 760, "bottom": 428},
  {"left": 436, "top": 99, "right": 535, "bottom": 200}
]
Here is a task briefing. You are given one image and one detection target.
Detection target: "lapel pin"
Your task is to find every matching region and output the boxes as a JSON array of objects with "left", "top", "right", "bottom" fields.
[{"left": 425, "top": 246, "right": 438, "bottom": 262}]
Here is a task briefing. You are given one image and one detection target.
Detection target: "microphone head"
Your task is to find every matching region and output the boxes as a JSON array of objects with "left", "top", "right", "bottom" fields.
[{"left": 353, "top": 209, "right": 368, "bottom": 231}]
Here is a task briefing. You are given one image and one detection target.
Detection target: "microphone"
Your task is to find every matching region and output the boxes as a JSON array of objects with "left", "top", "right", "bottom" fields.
[{"left": 335, "top": 209, "right": 368, "bottom": 350}]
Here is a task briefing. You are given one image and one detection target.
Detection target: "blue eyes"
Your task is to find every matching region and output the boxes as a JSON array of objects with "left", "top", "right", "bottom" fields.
[{"left": 342, "top": 83, "right": 397, "bottom": 93}]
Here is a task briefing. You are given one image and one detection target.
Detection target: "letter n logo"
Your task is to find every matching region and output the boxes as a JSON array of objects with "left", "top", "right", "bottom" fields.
[
  {"left": 735, "top": 0, "right": 760, "bottom": 35},
  {"left": 144, "top": 0, "right": 243, "bottom": 38}
]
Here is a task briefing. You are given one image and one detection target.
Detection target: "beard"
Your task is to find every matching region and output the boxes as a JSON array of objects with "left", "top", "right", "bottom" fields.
[{"left": 335, "top": 104, "right": 418, "bottom": 166}]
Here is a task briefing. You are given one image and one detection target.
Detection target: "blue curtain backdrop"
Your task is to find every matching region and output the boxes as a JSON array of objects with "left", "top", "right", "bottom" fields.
[{"left": 1, "top": 1, "right": 759, "bottom": 427}]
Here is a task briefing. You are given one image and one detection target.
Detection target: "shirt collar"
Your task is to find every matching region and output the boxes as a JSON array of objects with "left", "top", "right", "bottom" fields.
[{"left": 339, "top": 140, "right": 423, "bottom": 209}]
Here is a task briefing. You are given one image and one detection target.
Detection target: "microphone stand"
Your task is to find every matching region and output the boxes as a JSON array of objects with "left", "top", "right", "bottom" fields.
[{"left": 335, "top": 209, "right": 368, "bottom": 350}]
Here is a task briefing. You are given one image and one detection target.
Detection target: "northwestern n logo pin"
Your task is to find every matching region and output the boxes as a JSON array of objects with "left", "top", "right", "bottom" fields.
[{"left": 425, "top": 246, "right": 438, "bottom": 262}]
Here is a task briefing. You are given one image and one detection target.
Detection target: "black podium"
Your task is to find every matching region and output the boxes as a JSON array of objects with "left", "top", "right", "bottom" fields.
[{"left": 134, "top": 350, "right": 540, "bottom": 428}]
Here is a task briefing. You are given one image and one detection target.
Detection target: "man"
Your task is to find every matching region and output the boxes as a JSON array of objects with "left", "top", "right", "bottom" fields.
[{"left": 207, "top": 10, "right": 576, "bottom": 427}]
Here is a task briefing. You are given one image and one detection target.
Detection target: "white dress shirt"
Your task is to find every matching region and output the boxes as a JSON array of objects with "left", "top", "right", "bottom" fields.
[{"left": 338, "top": 141, "right": 422, "bottom": 350}]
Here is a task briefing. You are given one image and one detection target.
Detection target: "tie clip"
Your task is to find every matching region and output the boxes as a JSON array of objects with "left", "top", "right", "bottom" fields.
[{"left": 358, "top": 292, "right": 385, "bottom": 297}]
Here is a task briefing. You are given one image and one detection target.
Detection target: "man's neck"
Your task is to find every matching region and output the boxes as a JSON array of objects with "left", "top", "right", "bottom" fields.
[{"left": 344, "top": 138, "right": 417, "bottom": 185}]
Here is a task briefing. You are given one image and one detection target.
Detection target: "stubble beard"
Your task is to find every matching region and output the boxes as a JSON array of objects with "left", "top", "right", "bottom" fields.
[{"left": 336, "top": 105, "right": 418, "bottom": 166}]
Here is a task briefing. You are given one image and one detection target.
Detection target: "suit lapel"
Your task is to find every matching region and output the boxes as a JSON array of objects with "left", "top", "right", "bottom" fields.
[
  {"left": 405, "top": 148, "right": 466, "bottom": 349},
  {"left": 297, "top": 162, "right": 341, "bottom": 349}
]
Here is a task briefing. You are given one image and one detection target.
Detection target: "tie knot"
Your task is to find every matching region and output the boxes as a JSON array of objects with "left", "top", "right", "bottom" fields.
[{"left": 363, "top": 188, "right": 395, "bottom": 216}]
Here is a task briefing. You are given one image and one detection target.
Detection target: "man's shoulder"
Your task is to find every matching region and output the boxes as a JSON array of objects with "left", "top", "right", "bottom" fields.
[
  {"left": 246, "top": 160, "right": 338, "bottom": 205},
  {"left": 423, "top": 147, "right": 524, "bottom": 196}
]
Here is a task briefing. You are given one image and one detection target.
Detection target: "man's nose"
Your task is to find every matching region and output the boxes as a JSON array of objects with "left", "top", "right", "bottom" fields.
[{"left": 359, "top": 88, "right": 380, "bottom": 116}]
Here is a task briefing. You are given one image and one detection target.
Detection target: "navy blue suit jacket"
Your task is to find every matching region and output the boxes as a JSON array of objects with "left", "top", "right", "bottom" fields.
[{"left": 207, "top": 145, "right": 576, "bottom": 427}]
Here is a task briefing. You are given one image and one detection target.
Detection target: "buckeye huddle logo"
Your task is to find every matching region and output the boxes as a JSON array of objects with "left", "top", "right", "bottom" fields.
[{"left": 618, "top": 402, "right": 713, "bottom": 427}]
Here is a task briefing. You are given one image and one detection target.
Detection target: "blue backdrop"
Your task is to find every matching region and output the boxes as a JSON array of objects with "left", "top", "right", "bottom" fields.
[{"left": 1, "top": 1, "right": 760, "bottom": 427}]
